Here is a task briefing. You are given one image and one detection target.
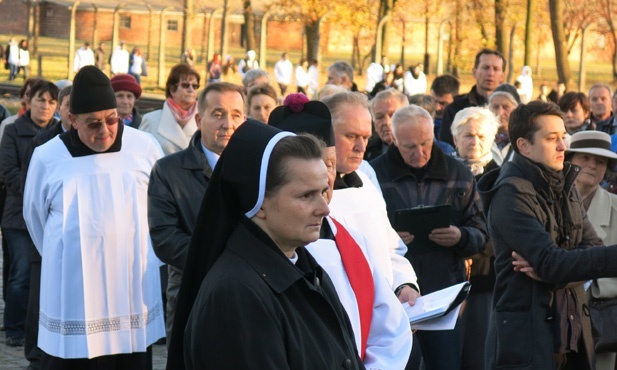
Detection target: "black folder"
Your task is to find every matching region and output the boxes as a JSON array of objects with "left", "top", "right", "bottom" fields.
[{"left": 393, "top": 204, "right": 452, "bottom": 245}]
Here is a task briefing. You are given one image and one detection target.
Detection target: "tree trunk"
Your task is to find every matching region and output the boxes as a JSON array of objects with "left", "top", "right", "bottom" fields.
[
  {"left": 243, "top": 0, "right": 256, "bottom": 51},
  {"left": 524, "top": 0, "right": 534, "bottom": 66},
  {"left": 182, "top": 0, "right": 194, "bottom": 53},
  {"left": 605, "top": 0, "right": 617, "bottom": 80},
  {"left": 220, "top": 0, "right": 229, "bottom": 58},
  {"left": 352, "top": 34, "right": 360, "bottom": 72},
  {"left": 472, "top": 0, "right": 490, "bottom": 45},
  {"left": 375, "top": 0, "right": 394, "bottom": 59},
  {"left": 610, "top": 30, "right": 617, "bottom": 80},
  {"left": 27, "top": 1, "right": 34, "bottom": 50},
  {"left": 507, "top": 23, "right": 518, "bottom": 83},
  {"left": 305, "top": 20, "right": 321, "bottom": 64},
  {"left": 452, "top": 0, "right": 462, "bottom": 77},
  {"left": 33, "top": 3, "right": 39, "bottom": 58},
  {"left": 92, "top": 6, "right": 99, "bottom": 50},
  {"left": 424, "top": 9, "right": 430, "bottom": 74},
  {"left": 613, "top": 45, "right": 617, "bottom": 81},
  {"left": 495, "top": 0, "right": 508, "bottom": 61},
  {"left": 549, "top": 0, "right": 571, "bottom": 86}
]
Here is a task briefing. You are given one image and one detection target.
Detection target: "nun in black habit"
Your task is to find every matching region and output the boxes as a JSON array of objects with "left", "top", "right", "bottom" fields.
[{"left": 167, "top": 120, "right": 364, "bottom": 370}]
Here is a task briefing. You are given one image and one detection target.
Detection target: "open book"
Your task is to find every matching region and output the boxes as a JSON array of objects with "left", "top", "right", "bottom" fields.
[{"left": 404, "top": 281, "right": 471, "bottom": 330}]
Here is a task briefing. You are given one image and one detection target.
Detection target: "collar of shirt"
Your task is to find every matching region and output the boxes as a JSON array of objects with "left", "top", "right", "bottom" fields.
[
  {"left": 121, "top": 114, "right": 133, "bottom": 126},
  {"left": 333, "top": 171, "right": 363, "bottom": 190},
  {"left": 200, "top": 140, "right": 220, "bottom": 170}
]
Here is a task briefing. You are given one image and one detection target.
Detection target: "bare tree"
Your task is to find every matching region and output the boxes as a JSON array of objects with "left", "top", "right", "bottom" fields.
[
  {"left": 182, "top": 0, "right": 195, "bottom": 54},
  {"left": 598, "top": 0, "right": 617, "bottom": 80},
  {"left": 524, "top": 0, "right": 534, "bottom": 66},
  {"left": 549, "top": 0, "right": 572, "bottom": 86},
  {"left": 495, "top": 0, "right": 508, "bottom": 60},
  {"left": 243, "top": 0, "right": 256, "bottom": 51},
  {"left": 375, "top": 0, "right": 396, "bottom": 60}
]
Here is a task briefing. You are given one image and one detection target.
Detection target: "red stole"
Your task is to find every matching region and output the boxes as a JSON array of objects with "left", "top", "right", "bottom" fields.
[{"left": 330, "top": 217, "right": 375, "bottom": 360}]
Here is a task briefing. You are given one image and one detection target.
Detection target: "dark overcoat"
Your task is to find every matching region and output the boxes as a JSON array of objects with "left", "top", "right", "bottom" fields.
[
  {"left": 183, "top": 220, "right": 365, "bottom": 370},
  {"left": 148, "top": 131, "right": 211, "bottom": 271},
  {"left": 370, "top": 144, "right": 488, "bottom": 294},
  {"left": 478, "top": 153, "right": 617, "bottom": 370},
  {"left": 0, "top": 112, "right": 55, "bottom": 230}
]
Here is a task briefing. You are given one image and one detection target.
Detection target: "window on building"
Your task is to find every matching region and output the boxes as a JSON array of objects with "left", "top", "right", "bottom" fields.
[
  {"left": 167, "top": 19, "right": 178, "bottom": 31},
  {"left": 46, "top": 9, "right": 54, "bottom": 17},
  {"left": 120, "top": 15, "right": 131, "bottom": 29}
]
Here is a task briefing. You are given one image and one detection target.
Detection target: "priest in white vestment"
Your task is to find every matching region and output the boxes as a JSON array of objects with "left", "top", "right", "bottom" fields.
[{"left": 23, "top": 66, "right": 165, "bottom": 369}]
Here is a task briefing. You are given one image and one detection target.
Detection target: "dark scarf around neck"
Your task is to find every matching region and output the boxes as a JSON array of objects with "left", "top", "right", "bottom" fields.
[{"left": 60, "top": 123, "right": 124, "bottom": 157}]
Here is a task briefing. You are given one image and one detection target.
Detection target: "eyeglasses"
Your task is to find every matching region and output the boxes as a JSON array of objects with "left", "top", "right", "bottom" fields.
[
  {"left": 178, "top": 82, "right": 200, "bottom": 90},
  {"left": 83, "top": 116, "right": 120, "bottom": 130}
]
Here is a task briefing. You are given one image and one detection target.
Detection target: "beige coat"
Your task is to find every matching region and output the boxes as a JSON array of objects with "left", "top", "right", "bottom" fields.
[
  {"left": 587, "top": 187, "right": 617, "bottom": 370},
  {"left": 140, "top": 102, "right": 197, "bottom": 156},
  {"left": 588, "top": 187, "right": 617, "bottom": 298}
]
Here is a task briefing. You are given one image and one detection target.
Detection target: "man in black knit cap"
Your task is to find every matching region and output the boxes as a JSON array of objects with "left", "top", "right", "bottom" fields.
[{"left": 22, "top": 66, "right": 165, "bottom": 370}]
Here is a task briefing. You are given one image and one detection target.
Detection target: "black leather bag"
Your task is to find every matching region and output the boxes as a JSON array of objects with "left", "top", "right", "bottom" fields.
[{"left": 589, "top": 298, "right": 617, "bottom": 353}]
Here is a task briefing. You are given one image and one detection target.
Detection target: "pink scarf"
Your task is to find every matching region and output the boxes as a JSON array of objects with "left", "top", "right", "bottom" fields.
[{"left": 166, "top": 98, "right": 197, "bottom": 127}]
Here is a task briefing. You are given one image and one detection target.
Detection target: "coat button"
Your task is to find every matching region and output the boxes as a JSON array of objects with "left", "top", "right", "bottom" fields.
[{"left": 342, "top": 359, "right": 352, "bottom": 369}]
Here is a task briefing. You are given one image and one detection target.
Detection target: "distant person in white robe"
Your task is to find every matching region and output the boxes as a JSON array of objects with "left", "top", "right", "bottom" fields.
[
  {"left": 404, "top": 63, "right": 427, "bottom": 96},
  {"left": 273, "top": 52, "right": 294, "bottom": 96},
  {"left": 110, "top": 42, "right": 130, "bottom": 76},
  {"left": 237, "top": 50, "right": 259, "bottom": 78},
  {"left": 365, "top": 62, "right": 384, "bottom": 93},
  {"left": 23, "top": 66, "right": 165, "bottom": 369},
  {"left": 308, "top": 59, "right": 320, "bottom": 98},
  {"left": 73, "top": 42, "right": 95, "bottom": 72},
  {"left": 515, "top": 65, "right": 533, "bottom": 104}
]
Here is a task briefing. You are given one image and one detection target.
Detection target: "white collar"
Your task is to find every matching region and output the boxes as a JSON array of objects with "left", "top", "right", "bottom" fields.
[{"left": 200, "top": 141, "right": 220, "bottom": 170}]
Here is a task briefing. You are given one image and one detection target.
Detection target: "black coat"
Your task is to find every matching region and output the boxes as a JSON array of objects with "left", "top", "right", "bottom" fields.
[
  {"left": 595, "top": 115, "right": 617, "bottom": 135},
  {"left": 364, "top": 134, "right": 387, "bottom": 161},
  {"left": 20, "top": 120, "right": 65, "bottom": 262},
  {"left": 478, "top": 153, "right": 617, "bottom": 370},
  {"left": 438, "top": 85, "right": 487, "bottom": 146},
  {"left": 22, "top": 120, "right": 65, "bottom": 180},
  {"left": 128, "top": 108, "right": 143, "bottom": 129},
  {"left": 0, "top": 104, "right": 9, "bottom": 124},
  {"left": 0, "top": 112, "right": 55, "bottom": 229},
  {"left": 370, "top": 144, "right": 487, "bottom": 294},
  {"left": 183, "top": 220, "right": 365, "bottom": 370},
  {"left": 148, "top": 131, "right": 211, "bottom": 271}
]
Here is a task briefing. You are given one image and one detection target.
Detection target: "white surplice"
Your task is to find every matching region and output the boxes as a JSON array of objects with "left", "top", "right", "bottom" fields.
[
  {"left": 23, "top": 127, "right": 165, "bottom": 359},
  {"left": 306, "top": 217, "right": 412, "bottom": 370},
  {"left": 329, "top": 170, "right": 418, "bottom": 292}
]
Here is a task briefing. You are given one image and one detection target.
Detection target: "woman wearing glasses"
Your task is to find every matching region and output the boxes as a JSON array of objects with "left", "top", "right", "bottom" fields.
[{"left": 140, "top": 63, "right": 201, "bottom": 155}]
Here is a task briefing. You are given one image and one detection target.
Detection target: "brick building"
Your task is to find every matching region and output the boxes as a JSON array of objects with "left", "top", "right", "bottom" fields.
[{"left": 0, "top": 0, "right": 304, "bottom": 55}]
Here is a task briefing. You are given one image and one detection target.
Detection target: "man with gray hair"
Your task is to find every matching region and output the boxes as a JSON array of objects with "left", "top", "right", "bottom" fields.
[
  {"left": 408, "top": 94, "right": 457, "bottom": 156},
  {"left": 588, "top": 83, "right": 617, "bottom": 135},
  {"left": 370, "top": 104, "right": 487, "bottom": 370},
  {"left": 321, "top": 90, "right": 420, "bottom": 308},
  {"left": 327, "top": 61, "right": 357, "bottom": 91},
  {"left": 365, "top": 89, "right": 408, "bottom": 161},
  {"left": 589, "top": 83, "right": 614, "bottom": 127},
  {"left": 596, "top": 88, "right": 617, "bottom": 135},
  {"left": 241, "top": 68, "right": 270, "bottom": 91}
]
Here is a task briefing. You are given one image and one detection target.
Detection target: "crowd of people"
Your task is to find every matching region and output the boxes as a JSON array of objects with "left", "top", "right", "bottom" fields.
[{"left": 2, "top": 45, "right": 617, "bottom": 370}]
